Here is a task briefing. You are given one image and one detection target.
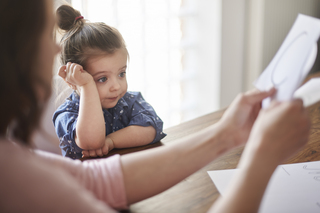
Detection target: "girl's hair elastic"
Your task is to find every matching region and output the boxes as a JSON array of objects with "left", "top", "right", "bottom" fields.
[{"left": 75, "top": 16, "right": 84, "bottom": 21}]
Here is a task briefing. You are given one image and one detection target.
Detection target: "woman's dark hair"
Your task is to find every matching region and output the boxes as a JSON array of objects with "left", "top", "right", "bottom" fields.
[{"left": 0, "top": 0, "right": 47, "bottom": 144}]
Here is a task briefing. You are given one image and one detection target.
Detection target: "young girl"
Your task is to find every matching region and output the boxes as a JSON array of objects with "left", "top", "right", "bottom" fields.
[{"left": 53, "top": 5, "right": 166, "bottom": 159}]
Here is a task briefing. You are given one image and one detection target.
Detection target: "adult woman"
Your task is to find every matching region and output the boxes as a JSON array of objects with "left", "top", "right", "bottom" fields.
[{"left": 0, "top": 0, "right": 310, "bottom": 212}]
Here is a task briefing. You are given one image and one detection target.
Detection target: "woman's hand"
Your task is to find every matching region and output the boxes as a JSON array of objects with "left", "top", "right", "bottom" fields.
[
  {"left": 58, "top": 62, "right": 93, "bottom": 90},
  {"left": 217, "top": 88, "right": 276, "bottom": 147},
  {"left": 242, "top": 99, "right": 310, "bottom": 166},
  {"left": 82, "top": 137, "right": 115, "bottom": 158},
  {"left": 210, "top": 99, "right": 310, "bottom": 213}
]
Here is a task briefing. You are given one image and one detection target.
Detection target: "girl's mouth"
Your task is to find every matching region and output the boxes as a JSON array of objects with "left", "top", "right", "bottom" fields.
[{"left": 108, "top": 96, "right": 118, "bottom": 101}]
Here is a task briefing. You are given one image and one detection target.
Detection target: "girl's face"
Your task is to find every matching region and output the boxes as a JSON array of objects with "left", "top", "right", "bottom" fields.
[{"left": 85, "top": 48, "right": 128, "bottom": 109}]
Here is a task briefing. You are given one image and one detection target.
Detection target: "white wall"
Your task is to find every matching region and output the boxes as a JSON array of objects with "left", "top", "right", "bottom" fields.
[
  {"left": 220, "top": 0, "right": 320, "bottom": 108},
  {"left": 220, "top": 0, "right": 246, "bottom": 108},
  {"left": 195, "top": 0, "right": 222, "bottom": 115}
]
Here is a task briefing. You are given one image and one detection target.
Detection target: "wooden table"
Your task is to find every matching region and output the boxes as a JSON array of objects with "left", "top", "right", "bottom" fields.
[{"left": 93, "top": 73, "right": 320, "bottom": 213}]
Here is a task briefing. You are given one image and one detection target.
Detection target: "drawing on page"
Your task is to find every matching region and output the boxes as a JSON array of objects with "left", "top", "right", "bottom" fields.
[
  {"left": 282, "top": 166, "right": 291, "bottom": 176},
  {"left": 307, "top": 171, "right": 320, "bottom": 174},
  {"left": 314, "top": 176, "right": 320, "bottom": 181},
  {"left": 303, "top": 165, "right": 320, "bottom": 170},
  {"left": 301, "top": 164, "right": 320, "bottom": 182},
  {"left": 271, "top": 31, "right": 308, "bottom": 87}
]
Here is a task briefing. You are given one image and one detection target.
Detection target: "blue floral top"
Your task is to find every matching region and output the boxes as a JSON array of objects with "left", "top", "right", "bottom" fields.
[{"left": 53, "top": 91, "right": 166, "bottom": 159}]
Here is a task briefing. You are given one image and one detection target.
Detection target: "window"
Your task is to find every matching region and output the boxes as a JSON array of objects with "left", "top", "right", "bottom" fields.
[{"left": 70, "top": 0, "right": 221, "bottom": 128}]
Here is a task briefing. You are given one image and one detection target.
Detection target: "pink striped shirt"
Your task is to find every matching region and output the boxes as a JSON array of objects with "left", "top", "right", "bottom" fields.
[{"left": 0, "top": 139, "right": 127, "bottom": 212}]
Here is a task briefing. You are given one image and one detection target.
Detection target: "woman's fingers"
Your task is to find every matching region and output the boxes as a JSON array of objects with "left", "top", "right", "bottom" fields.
[
  {"left": 291, "top": 98, "right": 304, "bottom": 111},
  {"left": 244, "top": 87, "right": 276, "bottom": 105},
  {"left": 248, "top": 98, "right": 310, "bottom": 163}
]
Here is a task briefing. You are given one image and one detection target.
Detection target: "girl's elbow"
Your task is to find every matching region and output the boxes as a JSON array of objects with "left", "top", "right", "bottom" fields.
[{"left": 75, "top": 134, "right": 105, "bottom": 150}]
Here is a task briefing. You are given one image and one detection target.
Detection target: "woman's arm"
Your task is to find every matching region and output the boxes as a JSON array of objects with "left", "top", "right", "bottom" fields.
[
  {"left": 120, "top": 88, "right": 277, "bottom": 204},
  {"left": 121, "top": 122, "right": 233, "bottom": 204},
  {"left": 31, "top": 149, "right": 127, "bottom": 211},
  {"left": 209, "top": 99, "right": 310, "bottom": 213},
  {"left": 58, "top": 63, "right": 106, "bottom": 150}
]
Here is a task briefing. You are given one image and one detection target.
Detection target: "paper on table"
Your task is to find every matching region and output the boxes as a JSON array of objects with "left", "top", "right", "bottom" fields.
[
  {"left": 208, "top": 161, "right": 320, "bottom": 213},
  {"left": 254, "top": 14, "right": 320, "bottom": 108}
]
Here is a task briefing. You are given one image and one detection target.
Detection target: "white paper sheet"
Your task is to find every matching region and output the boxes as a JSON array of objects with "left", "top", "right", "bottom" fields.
[
  {"left": 294, "top": 77, "right": 320, "bottom": 107},
  {"left": 208, "top": 161, "right": 320, "bottom": 213},
  {"left": 254, "top": 14, "right": 320, "bottom": 108}
]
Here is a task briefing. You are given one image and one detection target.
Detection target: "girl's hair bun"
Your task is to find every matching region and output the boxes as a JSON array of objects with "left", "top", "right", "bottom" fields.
[{"left": 56, "top": 4, "right": 82, "bottom": 31}]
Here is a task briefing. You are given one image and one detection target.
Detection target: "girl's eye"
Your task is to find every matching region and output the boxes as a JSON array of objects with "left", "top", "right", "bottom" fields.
[
  {"left": 119, "top": 72, "right": 126, "bottom": 78},
  {"left": 97, "top": 77, "right": 107, "bottom": 83}
]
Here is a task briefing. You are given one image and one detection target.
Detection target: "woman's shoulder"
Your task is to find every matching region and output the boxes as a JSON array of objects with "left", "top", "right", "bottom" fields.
[
  {"left": 0, "top": 139, "right": 31, "bottom": 162},
  {"left": 0, "top": 140, "right": 54, "bottom": 177}
]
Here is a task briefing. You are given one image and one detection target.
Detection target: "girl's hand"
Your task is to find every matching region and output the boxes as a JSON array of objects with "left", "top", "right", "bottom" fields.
[
  {"left": 82, "top": 137, "right": 115, "bottom": 158},
  {"left": 58, "top": 62, "right": 93, "bottom": 89},
  {"left": 218, "top": 88, "right": 276, "bottom": 147}
]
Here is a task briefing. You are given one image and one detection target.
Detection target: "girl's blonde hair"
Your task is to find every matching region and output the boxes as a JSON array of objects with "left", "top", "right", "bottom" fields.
[{"left": 55, "top": 4, "right": 127, "bottom": 105}]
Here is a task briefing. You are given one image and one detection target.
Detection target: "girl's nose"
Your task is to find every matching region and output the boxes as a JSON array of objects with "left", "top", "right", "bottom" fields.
[{"left": 110, "top": 78, "right": 121, "bottom": 91}]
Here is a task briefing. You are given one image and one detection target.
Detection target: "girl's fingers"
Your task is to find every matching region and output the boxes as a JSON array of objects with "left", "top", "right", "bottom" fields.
[
  {"left": 89, "top": 150, "right": 97, "bottom": 157},
  {"left": 102, "top": 146, "right": 110, "bottom": 155},
  {"left": 75, "top": 64, "right": 84, "bottom": 73},
  {"left": 96, "top": 149, "right": 103, "bottom": 157},
  {"left": 69, "top": 63, "right": 76, "bottom": 74},
  {"left": 66, "top": 62, "right": 72, "bottom": 70},
  {"left": 58, "top": 65, "right": 67, "bottom": 79},
  {"left": 70, "top": 63, "right": 83, "bottom": 75},
  {"left": 65, "top": 62, "right": 72, "bottom": 75},
  {"left": 82, "top": 150, "right": 89, "bottom": 158}
]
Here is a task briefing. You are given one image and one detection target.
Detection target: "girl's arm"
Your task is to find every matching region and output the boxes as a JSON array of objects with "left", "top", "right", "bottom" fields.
[
  {"left": 209, "top": 99, "right": 310, "bottom": 213},
  {"left": 82, "top": 92, "right": 164, "bottom": 157},
  {"left": 82, "top": 126, "right": 156, "bottom": 157},
  {"left": 58, "top": 63, "right": 105, "bottom": 150},
  {"left": 108, "top": 125, "right": 156, "bottom": 148}
]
